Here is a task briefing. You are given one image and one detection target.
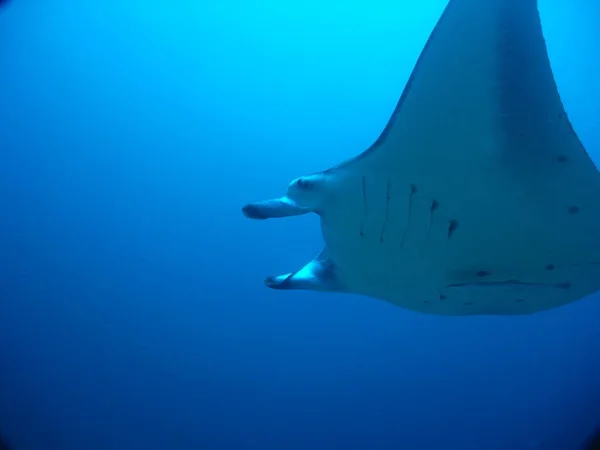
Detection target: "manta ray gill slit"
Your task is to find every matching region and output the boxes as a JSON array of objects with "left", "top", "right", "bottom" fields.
[
  {"left": 379, "top": 178, "right": 392, "bottom": 244},
  {"left": 360, "top": 176, "right": 367, "bottom": 237},
  {"left": 398, "top": 183, "right": 418, "bottom": 248}
]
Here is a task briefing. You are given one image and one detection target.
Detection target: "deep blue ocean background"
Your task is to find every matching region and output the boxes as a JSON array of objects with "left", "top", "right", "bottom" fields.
[{"left": 1, "top": 0, "right": 600, "bottom": 449}]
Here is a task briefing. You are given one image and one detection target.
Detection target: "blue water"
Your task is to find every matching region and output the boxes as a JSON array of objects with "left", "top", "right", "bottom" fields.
[{"left": 1, "top": 0, "right": 600, "bottom": 449}]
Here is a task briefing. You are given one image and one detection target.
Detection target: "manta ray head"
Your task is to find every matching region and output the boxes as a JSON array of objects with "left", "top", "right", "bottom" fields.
[{"left": 285, "top": 172, "right": 331, "bottom": 213}]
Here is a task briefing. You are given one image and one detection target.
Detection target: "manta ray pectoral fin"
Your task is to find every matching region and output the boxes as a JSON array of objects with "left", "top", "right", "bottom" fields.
[
  {"left": 264, "top": 249, "right": 344, "bottom": 293},
  {"left": 242, "top": 196, "right": 311, "bottom": 220}
]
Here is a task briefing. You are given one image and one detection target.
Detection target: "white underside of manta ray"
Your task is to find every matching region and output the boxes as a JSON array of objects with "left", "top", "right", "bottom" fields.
[{"left": 242, "top": 0, "right": 600, "bottom": 316}]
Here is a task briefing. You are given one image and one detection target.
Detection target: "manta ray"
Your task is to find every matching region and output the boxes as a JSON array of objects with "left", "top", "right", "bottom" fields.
[{"left": 242, "top": 0, "right": 600, "bottom": 315}]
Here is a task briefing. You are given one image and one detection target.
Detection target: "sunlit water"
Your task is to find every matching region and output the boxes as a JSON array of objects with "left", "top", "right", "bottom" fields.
[{"left": 1, "top": 0, "right": 599, "bottom": 449}]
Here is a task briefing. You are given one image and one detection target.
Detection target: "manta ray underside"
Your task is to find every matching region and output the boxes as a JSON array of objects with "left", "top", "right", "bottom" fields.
[{"left": 242, "top": 0, "right": 600, "bottom": 315}]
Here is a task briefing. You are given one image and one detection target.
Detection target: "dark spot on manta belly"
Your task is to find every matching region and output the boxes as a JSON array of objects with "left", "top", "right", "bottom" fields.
[
  {"left": 557, "top": 155, "right": 568, "bottom": 163},
  {"left": 546, "top": 264, "right": 555, "bottom": 271},
  {"left": 446, "top": 279, "right": 564, "bottom": 289},
  {"left": 476, "top": 270, "right": 490, "bottom": 277},
  {"left": 568, "top": 206, "right": 580, "bottom": 215},
  {"left": 447, "top": 219, "right": 459, "bottom": 239},
  {"left": 515, "top": 298, "right": 524, "bottom": 303},
  {"left": 439, "top": 294, "right": 447, "bottom": 300}
]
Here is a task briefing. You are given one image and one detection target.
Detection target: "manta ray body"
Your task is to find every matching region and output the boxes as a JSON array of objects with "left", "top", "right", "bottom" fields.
[{"left": 242, "top": 0, "right": 600, "bottom": 315}]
